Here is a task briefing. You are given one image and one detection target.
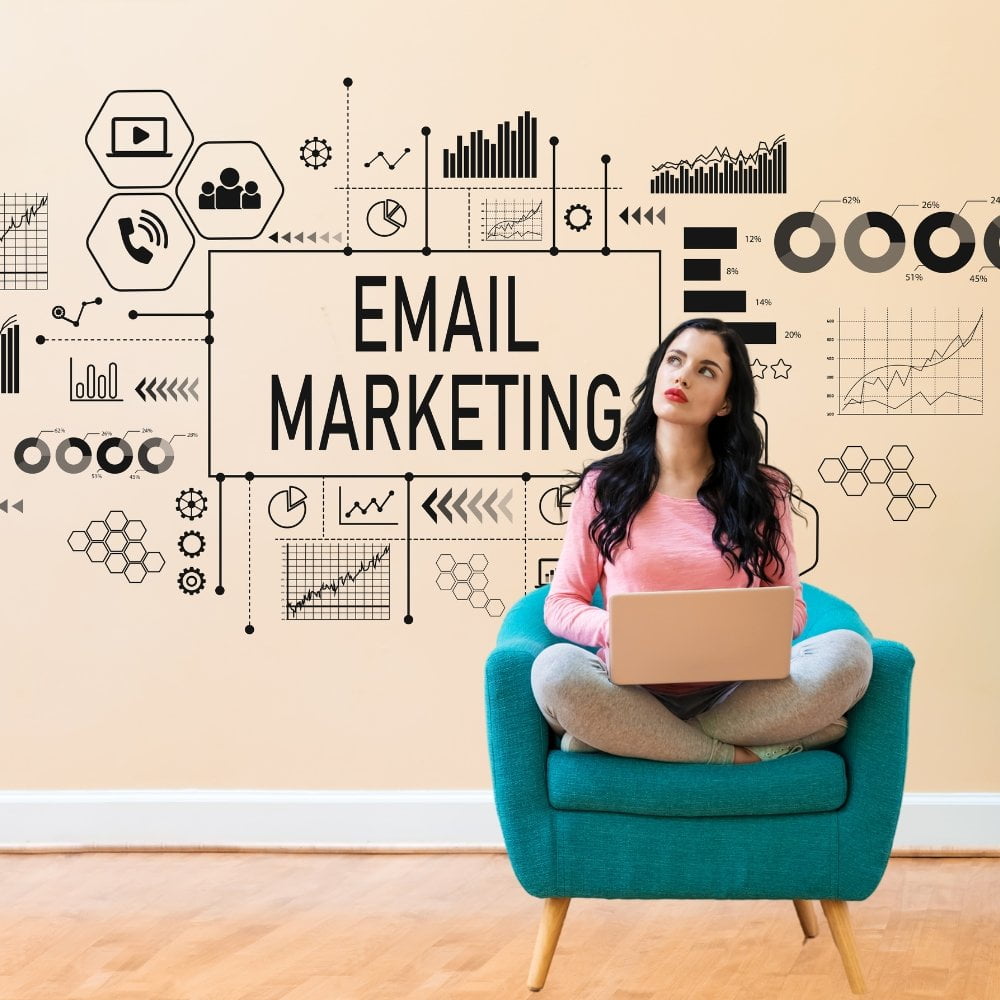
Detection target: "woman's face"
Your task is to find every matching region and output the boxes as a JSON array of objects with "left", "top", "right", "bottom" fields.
[{"left": 651, "top": 328, "right": 733, "bottom": 429}]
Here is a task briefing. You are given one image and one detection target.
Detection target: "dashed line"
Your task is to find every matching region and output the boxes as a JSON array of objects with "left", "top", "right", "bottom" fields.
[
  {"left": 328, "top": 185, "right": 622, "bottom": 191},
  {"left": 47, "top": 338, "right": 203, "bottom": 342}
]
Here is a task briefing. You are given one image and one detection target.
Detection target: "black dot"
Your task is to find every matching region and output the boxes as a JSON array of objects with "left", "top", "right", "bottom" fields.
[
  {"left": 344, "top": 246, "right": 353, "bottom": 256},
  {"left": 343, "top": 77, "right": 353, "bottom": 87},
  {"left": 205, "top": 309, "right": 214, "bottom": 320},
  {"left": 205, "top": 334, "right": 214, "bottom": 344},
  {"left": 522, "top": 472, "right": 531, "bottom": 481},
  {"left": 215, "top": 472, "right": 225, "bottom": 482},
  {"left": 245, "top": 624, "right": 255, "bottom": 635},
  {"left": 404, "top": 472, "right": 414, "bottom": 481},
  {"left": 601, "top": 247, "right": 611, "bottom": 256},
  {"left": 35, "top": 334, "right": 45, "bottom": 344},
  {"left": 245, "top": 471, "right": 254, "bottom": 481},
  {"left": 215, "top": 585, "right": 225, "bottom": 595},
  {"left": 128, "top": 310, "right": 138, "bottom": 320},
  {"left": 549, "top": 136, "right": 559, "bottom": 146},
  {"left": 601, "top": 154, "right": 611, "bottom": 164},
  {"left": 403, "top": 614, "right": 413, "bottom": 624},
  {"left": 549, "top": 247, "right": 559, "bottom": 255},
  {"left": 422, "top": 247, "right": 431, "bottom": 256},
  {"left": 95, "top": 297, "right": 103, "bottom": 305},
  {"left": 421, "top": 126, "right": 431, "bottom": 136}
]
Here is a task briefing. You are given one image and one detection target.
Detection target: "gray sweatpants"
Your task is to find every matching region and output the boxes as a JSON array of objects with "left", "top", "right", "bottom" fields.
[{"left": 530, "top": 630, "right": 873, "bottom": 764}]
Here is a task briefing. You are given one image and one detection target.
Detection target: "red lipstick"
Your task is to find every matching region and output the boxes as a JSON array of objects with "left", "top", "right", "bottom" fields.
[{"left": 664, "top": 388, "right": 688, "bottom": 402}]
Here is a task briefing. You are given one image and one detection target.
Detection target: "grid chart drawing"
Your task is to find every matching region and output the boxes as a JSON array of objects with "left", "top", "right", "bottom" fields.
[
  {"left": 283, "top": 541, "right": 391, "bottom": 620},
  {"left": 1, "top": 194, "right": 48, "bottom": 289},
  {"left": 838, "top": 308, "right": 983, "bottom": 415},
  {"left": 483, "top": 199, "right": 544, "bottom": 241}
]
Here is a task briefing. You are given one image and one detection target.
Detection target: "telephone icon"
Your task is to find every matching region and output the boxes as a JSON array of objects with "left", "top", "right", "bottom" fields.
[
  {"left": 118, "top": 217, "right": 153, "bottom": 264},
  {"left": 116, "top": 209, "right": 169, "bottom": 265}
]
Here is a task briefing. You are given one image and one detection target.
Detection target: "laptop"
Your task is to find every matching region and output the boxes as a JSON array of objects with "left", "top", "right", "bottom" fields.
[
  {"left": 106, "top": 117, "right": 172, "bottom": 157},
  {"left": 606, "top": 586, "right": 795, "bottom": 685}
]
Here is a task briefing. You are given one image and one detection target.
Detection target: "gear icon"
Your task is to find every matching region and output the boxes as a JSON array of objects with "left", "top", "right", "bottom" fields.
[
  {"left": 176, "top": 488, "right": 208, "bottom": 520},
  {"left": 564, "top": 204, "right": 593, "bottom": 232},
  {"left": 300, "top": 137, "right": 332, "bottom": 169},
  {"left": 178, "top": 567, "right": 206, "bottom": 595},
  {"left": 178, "top": 530, "right": 206, "bottom": 557}
]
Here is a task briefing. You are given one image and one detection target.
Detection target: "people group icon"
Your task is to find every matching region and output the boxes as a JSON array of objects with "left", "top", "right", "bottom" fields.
[{"left": 198, "top": 167, "right": 261, "bottom": 210}]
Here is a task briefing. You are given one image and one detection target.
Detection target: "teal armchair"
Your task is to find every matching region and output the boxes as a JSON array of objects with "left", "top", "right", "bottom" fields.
[{"left": 485, "top": 583, "right": 914, "bottom": 994}]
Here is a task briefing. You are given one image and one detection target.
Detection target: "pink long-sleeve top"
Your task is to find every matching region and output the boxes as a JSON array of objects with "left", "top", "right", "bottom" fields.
[{"left": 543, "top": 471, "right": 807, "bottom": 697}]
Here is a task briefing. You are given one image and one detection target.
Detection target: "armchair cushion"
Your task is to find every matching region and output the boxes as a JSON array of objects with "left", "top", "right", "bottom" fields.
[{"left": 547, "top": 747, "right": 847, "bottom": 818}]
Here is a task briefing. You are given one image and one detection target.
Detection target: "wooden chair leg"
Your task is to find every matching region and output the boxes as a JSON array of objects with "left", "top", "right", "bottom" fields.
[
  {"left": 793, "top": 898, "right": 819, "bottom": 938},
  {"left": 527, "top": 897, "right": 571, "bottom": 992},
  {"left": 820, "top": 898, "right": 868, "bottom": 994}
]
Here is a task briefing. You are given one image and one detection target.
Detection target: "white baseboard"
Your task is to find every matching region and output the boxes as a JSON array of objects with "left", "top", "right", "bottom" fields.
[{"left": 0, "top": 790, "right": 996, "bottom": 851}]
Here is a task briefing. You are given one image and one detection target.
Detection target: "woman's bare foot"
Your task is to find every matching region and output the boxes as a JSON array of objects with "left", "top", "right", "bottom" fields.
[{"left": 733, "top": 746, "right": 760, "bottom": 764}]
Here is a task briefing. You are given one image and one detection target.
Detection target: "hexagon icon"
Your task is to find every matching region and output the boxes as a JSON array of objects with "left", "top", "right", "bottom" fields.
[
  {"left": 910, "top": 484, "right": 936, "bottom": 509},
  {"left": 840, "top": 446, "right": 868, "bottom": 471},
  {"left": 86, "top": 520, "right": 109, "bottom": 542},
  {"left": 143, "top": 551, "right": 166, "bottom": 573},
  {"left": 840, "top": 471, "right": 868, "bottom": 497},
  {"left": 887, "top": 472, "right": 914, "bottom": 498},
  {"left": 177, "top": 141, "right": 283, "bottom": 239},
  {"left": 863, "top": 458, "right": 891, "bottom": 484},
  {"left": 887, "top": 497, "right": 914, "bottom": 522},
  {"left": 87, "top": 193, "right": 194, "bottom": 291},
  {"left": 68, "top": 530, "right": 90, "bottom": 552},
  {"left": 818, "top": 458, "right": 845, "bottom": 484},
  {"left": 105, "top": 511, "right": 128, "bottom": 532},
  {"left": 125, "top": 520, "right": 147, "bottom": 541},
  {"left": 886, "top": 445, "right": 914, "bottom": 471},
  {"left": 85, "top": 90, "right": 194, "bottom": 188}
]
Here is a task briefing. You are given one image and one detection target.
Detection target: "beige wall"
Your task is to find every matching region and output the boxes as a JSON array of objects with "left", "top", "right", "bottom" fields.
[{"left": 1, "top": 0, "right": 997, "bottom": 794}]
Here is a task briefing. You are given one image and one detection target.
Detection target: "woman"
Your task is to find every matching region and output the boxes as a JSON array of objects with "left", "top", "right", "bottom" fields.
[{"left": 531, "top": 318, "right": 872, "bottom": 764}]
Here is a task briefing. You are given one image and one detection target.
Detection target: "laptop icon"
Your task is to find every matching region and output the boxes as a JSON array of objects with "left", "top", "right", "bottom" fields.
[{"left": 106, "top": 117, "right": 172, "bottom": 158}]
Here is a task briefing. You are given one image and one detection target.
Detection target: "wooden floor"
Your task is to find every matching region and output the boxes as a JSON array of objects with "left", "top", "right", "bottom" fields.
[{"left": 0, "top": 853, "right": 997, "bottom": 1000}]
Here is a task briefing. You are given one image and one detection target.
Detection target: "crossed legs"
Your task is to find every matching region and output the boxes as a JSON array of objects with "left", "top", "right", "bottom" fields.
[{"left": 530, "top": 630, "right": 872, "bottom": 764}]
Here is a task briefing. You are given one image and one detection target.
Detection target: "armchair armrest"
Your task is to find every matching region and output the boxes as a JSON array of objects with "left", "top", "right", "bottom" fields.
[
  {"left": 834, "top": 637, "right": 915, "bottom": 898},
  {"left": 486, "top": 587, "right": 559, "bottom": 897}
]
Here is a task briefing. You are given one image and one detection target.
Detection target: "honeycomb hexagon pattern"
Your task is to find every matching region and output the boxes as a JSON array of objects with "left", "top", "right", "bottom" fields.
[
  {"left": 67, "top": 510, "right": 165, "bottom": 584},
  {"left": 435, "top": 553, "right": 505, "bottom": 617},
  {"left": 818, "top": 445, "right": 935, "bottom": 521}
]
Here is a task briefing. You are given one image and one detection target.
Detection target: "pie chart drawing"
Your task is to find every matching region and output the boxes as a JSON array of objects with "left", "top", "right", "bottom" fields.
[
  {"left": 367, "top": 198, "right": 407, "bottom": 237},
  {"left": 268, "top": 486, "right": 307, "bottom": 529},
  {"left": 774, "top": 211, "right": 836, "bottom": 273}
]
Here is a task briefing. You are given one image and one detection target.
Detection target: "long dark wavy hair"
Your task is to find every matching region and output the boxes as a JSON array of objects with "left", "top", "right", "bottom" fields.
[{"left": 569, "top": 317, "right": 797, "bottom": 584}]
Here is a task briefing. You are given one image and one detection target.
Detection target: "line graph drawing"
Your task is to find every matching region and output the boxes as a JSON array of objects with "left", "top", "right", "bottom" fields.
[
  {"left": 283, "top": 541, "right": 390, "bottom": 620},
  {"left": 838, "top": 308, "right": 983, "bottom": 415},
  {"left": 483, "top": 199, "right": 544, "bottom": 242},
  {"left": 1, "top": 194, "right": 48, "bottom": 289},
  {"left": 338, "top": 486, "right": 398, "bottom": 526},
  {"left": 364, "top": 147, "right": 410, "bottom": 169}
]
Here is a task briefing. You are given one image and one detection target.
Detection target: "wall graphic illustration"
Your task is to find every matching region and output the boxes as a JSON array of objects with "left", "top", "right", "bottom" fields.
[{"left": 0, "top": 2, "right": 995, "bottom": 792}]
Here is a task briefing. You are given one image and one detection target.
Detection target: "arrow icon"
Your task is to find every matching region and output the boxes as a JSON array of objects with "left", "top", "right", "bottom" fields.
[{"left": 422, "top": 488, "right": 439, "bottom": 523}]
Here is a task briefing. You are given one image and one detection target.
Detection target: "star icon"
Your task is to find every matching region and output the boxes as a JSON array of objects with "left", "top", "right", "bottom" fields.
[
  {"left": 750, "top": 358, "right": 767, "bottom": 379},
  {"left": 770, "top": 358, "right": 792, "bottom": 379}
]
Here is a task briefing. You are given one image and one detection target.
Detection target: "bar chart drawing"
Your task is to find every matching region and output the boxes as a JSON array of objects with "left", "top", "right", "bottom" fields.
[
  {"left": 283, "top": 541, "right": 391, "bottom": 620},
  {"left": 444, "top": 111, "right": 537, "bottom": 179},
  {"left": 1, "top": 194, "right": 48, "bottom": 289},
  {"left": 483, "top": 199, "right": 544, "bottom": 241},
  {"left": 651, "top": 135, "right": 786, "bottom": 194},
  {"left": 70, "top": 359, "right": 122, "bottom": 402},
  {"left": 1, "top": 315, "right": 19, "bottom": 394}
]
